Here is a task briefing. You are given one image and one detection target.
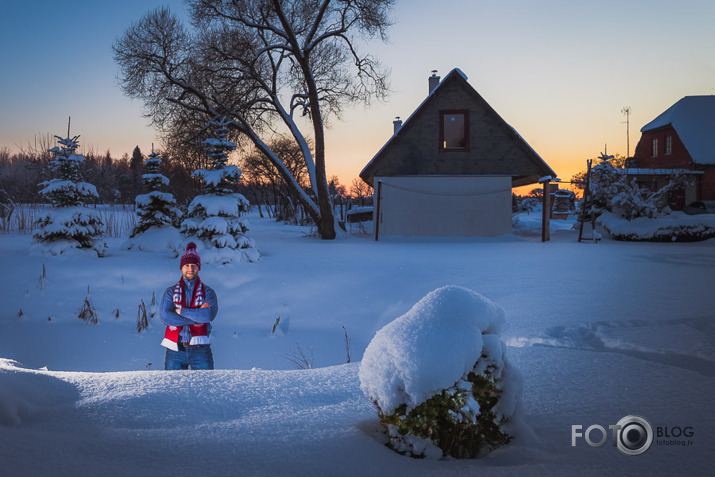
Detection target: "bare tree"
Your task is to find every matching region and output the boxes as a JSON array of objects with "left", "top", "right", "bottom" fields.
[
  {"left": 241, "top": 136, "right": 311, "bottom": 223},
  {"left": 329, "top": 175, "right": 346, "bottom": 199},
  {"left": 113, "top": 0, "right": 393, "bottom": 239},
  {"left": 349, "top": 177, "right": 371, "bottom": 201}
]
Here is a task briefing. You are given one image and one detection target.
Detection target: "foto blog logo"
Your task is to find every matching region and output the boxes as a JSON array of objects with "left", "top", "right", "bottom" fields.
[{"left": 571, "top": 415, "right": 654, "bottom": 456}]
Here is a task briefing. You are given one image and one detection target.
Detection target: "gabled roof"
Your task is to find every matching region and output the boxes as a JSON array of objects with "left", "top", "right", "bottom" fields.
[
  {"left": 641, "top": 95, "right": 715, "bottom": 165},
  {"left": 360, "top": 68, "right": 555, "bottom": 187}
]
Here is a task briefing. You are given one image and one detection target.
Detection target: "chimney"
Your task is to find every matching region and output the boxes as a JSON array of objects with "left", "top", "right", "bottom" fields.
[
  {"left": 428, "top": 70, "right": 440, "bottom": 94},
  {"left": 393, "top": 116, "right": 402, "bottom": 135}
]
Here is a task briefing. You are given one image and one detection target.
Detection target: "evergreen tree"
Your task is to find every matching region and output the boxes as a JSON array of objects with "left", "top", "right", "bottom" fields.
[
  {"left": 181, "top": 117, "right": 259, "bottom": 263},
  {"left": 130, "top": 145, "right": 144, "bottom": 196},
  {"left": 33, "top": 134, "right": 106, "bottom": 255},
  {"left": 130, "top": 150, "right": 181, "bottom": 237}
]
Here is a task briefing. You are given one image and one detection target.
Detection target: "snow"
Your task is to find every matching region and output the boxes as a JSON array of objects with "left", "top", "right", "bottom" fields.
[
  {"left": 598, "top": 210, "right": 715, "bottom": 240},
  {"left": 1, "top": 211, "right": 714, "bottom": 475},
  {"left": 194, "top": 166, "right": 241, "bottom": 187},
  {"left": 346, "top": 206, "right": 373, "bottom": 215},
  {"left": 622, "top": 168, "right": 704, "bottom": 176},
  {"left": 359, "top": 286, "right": 507, "bottom": 413},
  {"left": 123, "top": 225, "right": 183, "bottom": 254},
  {"left": 139, "top": 173, "right": 170, "bottom": 187},
  {"left": 188, "top": 193, "right": 249, "bottom": 217},
  {"left": 134, "top": 190, "right": 175, "bottom": 207},
  {"left": 204, "top": 137, "right": 237, "bottom": 149},
  {"left": 359, "top": 285, "right": 526, "bottom": 458},
  {"left": 39, "top": 180, "right": 98, "bottom": 197},
  {"left": 512, "top": 210, "right": 575, "bottom": 237}
]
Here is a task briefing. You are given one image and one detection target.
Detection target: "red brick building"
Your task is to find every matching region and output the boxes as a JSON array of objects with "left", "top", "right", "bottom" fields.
[{"left": 631, "top": 96, "right": 715, "bottom": 209}]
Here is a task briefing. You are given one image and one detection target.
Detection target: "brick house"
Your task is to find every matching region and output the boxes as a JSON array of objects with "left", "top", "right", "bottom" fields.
[
  {"left": 630, "top": 96, "right": 715, "bottom": 209},
  {"left": 360, "top": 69, "right": 555, "bottom": 238}
]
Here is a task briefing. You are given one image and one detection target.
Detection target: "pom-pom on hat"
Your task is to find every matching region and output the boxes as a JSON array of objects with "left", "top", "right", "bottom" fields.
[{"left": 180, "top": 242, "right": 201, "bottom": 270}]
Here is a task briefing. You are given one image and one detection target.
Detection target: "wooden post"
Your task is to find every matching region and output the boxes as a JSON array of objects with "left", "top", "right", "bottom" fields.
[
  {"left": 542, "top": 180, "right": 551, "bottom": 242},
  {"left": 578, "top": 159, "right": 593, "bottom": 243},
  {"left": 374, "top": 180, "right": 382, "bottom": 241}
]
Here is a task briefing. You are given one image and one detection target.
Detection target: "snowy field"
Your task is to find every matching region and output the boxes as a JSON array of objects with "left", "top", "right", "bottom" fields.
[{"left": 1, "top": 212, "right": 713, "bottom": 476}]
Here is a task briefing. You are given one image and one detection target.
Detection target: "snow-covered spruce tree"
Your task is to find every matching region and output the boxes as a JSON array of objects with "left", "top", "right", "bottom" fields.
[
  {"left": 579, "top": 160, "right": 621, "bottom": 218},
  {"left": 180, "top": 117, "right": 259, "bottom": 263},
  {"left": 125, "top": 150, "right": 182, "bottom": 251},
  {"left": 359, "top": 286, "right": 525, "bottom": 459},
  {"left": 33, "top": 134, "right": 106, "bottom": 256}
]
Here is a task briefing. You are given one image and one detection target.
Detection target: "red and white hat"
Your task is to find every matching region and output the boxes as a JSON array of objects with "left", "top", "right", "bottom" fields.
[{"left": 180, "top": 242, "right": 201, "bottom": 270}]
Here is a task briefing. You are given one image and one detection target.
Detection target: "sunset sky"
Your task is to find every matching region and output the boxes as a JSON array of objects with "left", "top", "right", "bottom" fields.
[{"left": 2, "top": 0, "right": 714, "bottom": 193}]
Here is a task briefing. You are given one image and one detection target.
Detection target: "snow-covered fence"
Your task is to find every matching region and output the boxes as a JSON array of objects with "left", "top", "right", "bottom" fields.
[
  {"left": 1, "top": 204, "right": 137, "bottom": 237},
  {"left": 332, "top": 196, "right": 373, "bottom": 222}
]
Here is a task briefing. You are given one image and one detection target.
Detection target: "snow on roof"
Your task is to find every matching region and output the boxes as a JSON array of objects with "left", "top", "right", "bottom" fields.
[
  {"left": 622, "top": 168, "right": 704, "bottom": 176},
  {"left": 451, "top": 68, "right": 469, "bottom": 81},
  {"left": 641, "top": 96, "right": 715, "bottom": 165}
]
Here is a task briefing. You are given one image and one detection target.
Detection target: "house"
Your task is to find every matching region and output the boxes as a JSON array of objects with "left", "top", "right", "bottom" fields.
[
  {"left": 630, "top": 96, "right": 715, "bottom": 209},
  {"left": 359, "top": 69, "right": 555, "bottom": 238}
]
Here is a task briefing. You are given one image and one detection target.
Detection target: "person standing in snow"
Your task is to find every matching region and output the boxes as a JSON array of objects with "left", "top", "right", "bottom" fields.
[{"left": 160, "top": 242, "right": 218, "bottom": 370}]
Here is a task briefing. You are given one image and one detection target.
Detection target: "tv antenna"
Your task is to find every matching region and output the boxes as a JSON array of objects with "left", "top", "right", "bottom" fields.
[{"left": 621, "top": 106, "right": 631, "bottom": 159}]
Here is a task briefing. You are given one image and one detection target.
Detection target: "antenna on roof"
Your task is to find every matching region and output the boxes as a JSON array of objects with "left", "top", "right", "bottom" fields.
[
  {"left": 599, "top": 144, "right": 614, "bottom": 162},
  {"left": 67, "top": 116, "right": 71, "bottom": 138},
  {"left": 621, "top": 106, "right": 631, "bottom": 158}
]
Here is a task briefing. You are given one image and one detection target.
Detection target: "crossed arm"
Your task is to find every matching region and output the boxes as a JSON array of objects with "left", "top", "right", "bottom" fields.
[{"left": 159, "top": 286, "right": 219, "bottom": 327}]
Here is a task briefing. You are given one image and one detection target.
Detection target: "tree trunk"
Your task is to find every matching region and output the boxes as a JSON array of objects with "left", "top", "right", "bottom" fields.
[{"left": 303, "top": 72, "right": 335, "bottom": 239}]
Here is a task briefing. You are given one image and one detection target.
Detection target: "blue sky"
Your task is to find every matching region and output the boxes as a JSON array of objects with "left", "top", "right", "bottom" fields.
[{"left": 2, "top": 0, "right": 714, "bottom": 188}]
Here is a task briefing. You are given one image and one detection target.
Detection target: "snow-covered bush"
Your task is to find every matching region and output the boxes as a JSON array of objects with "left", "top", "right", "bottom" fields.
[
  {"left": 519, "top": 197, "right": 541, "bottom": 214},
  {"left": 580, "top": 161, "right": 687, "bottom": 222},
  {"left": 181, "top": 117, "right": 259, "bottom": 263},
  {"left": 610, "top": 171, "right": 688, "bottom": 221},
  {"left": 125, "top": 151, "right": 182, "bottom": 252},
  {"left": 598, "top": 211, "right": 715, "bottom": 242},
  {"left": 359, "top": 286, "right": 524, "bottom": 459},
  {"left": 610, "top": 179, "right": 665, "bottom": 220},
  {"left": 33, "top": 135, "right": 106, "bottom": 256}
]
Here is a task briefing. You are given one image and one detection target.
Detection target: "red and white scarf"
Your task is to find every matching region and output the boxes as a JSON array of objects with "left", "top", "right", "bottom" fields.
[{"left": 161, "top": 277, "right": 210, "bottom": 351}]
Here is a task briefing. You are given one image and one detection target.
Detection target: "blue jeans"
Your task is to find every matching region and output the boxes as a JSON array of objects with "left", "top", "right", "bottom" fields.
[{"left": 165, "top": 344, "right": 214, "bottom": 370}]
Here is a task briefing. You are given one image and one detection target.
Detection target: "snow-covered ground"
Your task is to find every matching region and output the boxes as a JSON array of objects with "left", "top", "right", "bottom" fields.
[{"left": 1, "top": 212, "right": 713, "bottom": 476}]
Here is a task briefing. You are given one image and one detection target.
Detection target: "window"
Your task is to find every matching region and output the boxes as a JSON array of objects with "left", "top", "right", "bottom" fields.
[
  {"left": 440, "top": 111, "right": 469, "bottom": 150},
  {"left": 665, "top": 135, "right": 672, "bottom": 155},
  {"left": 651, "top": 138, "right": 658, "bottom": 157}
]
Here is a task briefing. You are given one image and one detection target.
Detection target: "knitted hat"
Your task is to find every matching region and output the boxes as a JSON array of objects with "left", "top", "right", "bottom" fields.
[{"left": 180, "top": 242, "right": 201, "bottom": 270}]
